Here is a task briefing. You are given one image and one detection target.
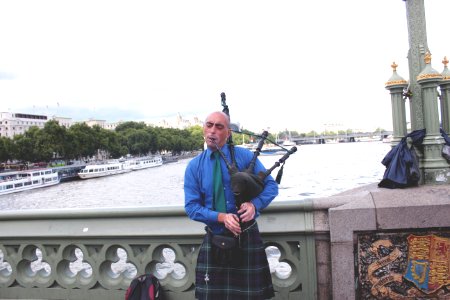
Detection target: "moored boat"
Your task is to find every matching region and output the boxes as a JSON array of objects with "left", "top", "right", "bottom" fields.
[
  {"left": 52, "top": 165, "right": 87, "bottom": 182},
  {"left": 259, "top": 145, "right": 285, "bottom": 156},
  {"left": 0, "top": 168, "right": 60, "bottom": 195},
  {"left": 162, "top": 155, "right": 179, "bottom": 164},
  {"left": 78, "top": 162, "right": 132, "bottom": 179},
  {"left": 282, "top": 140, "right": 296, "bottom": 147},
  {"left": 125, "top": 156, "right": 163, "bottom": 170},
  {"left": 382, "top": 135, "right": 393, "bottom": 143}
]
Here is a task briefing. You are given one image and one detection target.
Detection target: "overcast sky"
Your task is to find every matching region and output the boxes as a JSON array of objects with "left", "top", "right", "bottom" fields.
[{"left": 0, "top": 0, "right": 449, "bottom": 133}]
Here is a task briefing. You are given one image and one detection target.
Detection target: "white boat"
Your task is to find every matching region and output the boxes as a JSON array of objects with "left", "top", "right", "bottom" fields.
[
  {"left": 236, "top": 143, "right": 257, "bottom": 151},
  {"left": 125, "top": 156, "right": 163, "bottom": 170},
  {"left": 382, "top": 135, "right": 393, "bottom": 143},
  {"left": 78, "top": 162, "right": 132, "bottom": 179},
  {"left": 0, "top": 168, "right": 60, "bottom": 195},
  {"left": 282, "top": 140, "right": 296, "bottom": 147},
  {"left": 259, "top": 145, "right": 285, "bottom": 156}
]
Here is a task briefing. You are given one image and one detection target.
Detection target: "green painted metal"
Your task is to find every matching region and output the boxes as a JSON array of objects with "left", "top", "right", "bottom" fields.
[
  {"left": 417, "top": 55, "right": 450, "bottom": 183},
  {"left": 0, "top": 201, "right": 317, "bottom": 300},
  {"left": 440, "top": 62, "right": 450, "bottom": 133},
  {"left": 404, "top": 0, "right": 429, "bottom": 131},
  {"left": 385, "top": 65, "right": 408, "bottom": 146},
  {"left": 386, "top": 0, "right": 450, "bottom": 184}
]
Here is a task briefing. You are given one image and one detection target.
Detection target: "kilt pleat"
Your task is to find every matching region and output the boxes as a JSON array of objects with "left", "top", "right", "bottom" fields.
[{"left": 195, "top": 222, "right": 274, "bottom": 300}]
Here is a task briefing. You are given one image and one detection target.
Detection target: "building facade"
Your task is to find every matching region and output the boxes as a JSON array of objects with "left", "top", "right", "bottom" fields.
[
  {"left": 0, "top": 112, "right": 48, "bottom": 138},
  {"left": 0, "top": 111, "right": 202, "bottom": 138}
]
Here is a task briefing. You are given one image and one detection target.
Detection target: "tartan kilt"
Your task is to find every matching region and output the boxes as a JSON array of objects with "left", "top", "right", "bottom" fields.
[{"left": 195, "top": 222, "right": 274, "bottom": 300}]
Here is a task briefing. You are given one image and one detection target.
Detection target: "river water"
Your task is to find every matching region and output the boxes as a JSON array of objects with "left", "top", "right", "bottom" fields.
[
  {"left": 0, "top": 141, "right": 391, "bottom": 211},
  {"left": 0, "top": 141, "right": 392, "bottom": 279}
]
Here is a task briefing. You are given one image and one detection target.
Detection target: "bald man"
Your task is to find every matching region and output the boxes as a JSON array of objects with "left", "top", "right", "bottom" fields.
[{"left": 184, "top": 111, "right": 278, "bottom": 299}]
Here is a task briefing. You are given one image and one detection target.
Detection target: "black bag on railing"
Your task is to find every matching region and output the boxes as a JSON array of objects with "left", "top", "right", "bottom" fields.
[
  {"left": 441, "top": 129, "right": 450, "bottom": 162},
  {"left": 443, "top": 145, "right": 450, "bottom": 161},
  {"left": 378, "top": 129, "right": 425, "bottom": 189}
]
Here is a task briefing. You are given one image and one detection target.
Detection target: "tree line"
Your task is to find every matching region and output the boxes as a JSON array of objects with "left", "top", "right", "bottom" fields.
[
  {"left": 0, "top": 120, "right": 204, "bottom": 164},
  {"left": 0, "top": 119, "right": 387, "bottom": 166}
]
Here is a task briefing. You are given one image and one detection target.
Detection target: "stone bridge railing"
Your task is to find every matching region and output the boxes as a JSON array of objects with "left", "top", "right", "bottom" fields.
[{"left": 0, "top": 200, "right": 318, "bottom": 300}]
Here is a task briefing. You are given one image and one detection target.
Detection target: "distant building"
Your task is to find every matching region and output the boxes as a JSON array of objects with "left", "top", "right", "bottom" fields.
[
  {"left": 0, "top": 111, "right": 203, "bottom": 138},
  {"left": 84, "top": 118, "right": 107, "bottom": 128},
  {"left": 0, "top": 112, "right": 76, "bottom": 138},
  {"left": 103, "top": 121, "right": 123, "bottom": 130},
  {"left": 81, "top": 118, "right": 124, "bottom": 130},
  {"left": 51, "top": 116, "right": 73, "bottom": 128},
  {"left": 0, "top": 112, "right": 48, "bottom": 138},
  {"left": 151, "top": 113, "right": 203, "bottom": 129}
]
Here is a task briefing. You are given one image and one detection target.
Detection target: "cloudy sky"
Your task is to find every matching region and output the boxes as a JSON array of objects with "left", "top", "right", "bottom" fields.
[{"left": 0, "top": 0, "right": 449, "bottom": 133}]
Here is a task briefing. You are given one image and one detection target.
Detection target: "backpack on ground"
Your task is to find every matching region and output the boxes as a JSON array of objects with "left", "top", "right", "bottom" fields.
[{"left": 125, "top": 273, "right": 163, "bottom": 300}]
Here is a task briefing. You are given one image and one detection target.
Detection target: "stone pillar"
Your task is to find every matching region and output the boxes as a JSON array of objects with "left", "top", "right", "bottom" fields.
[
  {"left": 416, "top": 52, "right": 450, "bottom": 183},
  {"left": 385, "top": 62, "right": 408, "bottom": 146},
  {"left": 404, "top": 0, "right": 429, "bottom": 131},
  {"left": 440, "top": 56, "right": 450, "bottom": 134}
]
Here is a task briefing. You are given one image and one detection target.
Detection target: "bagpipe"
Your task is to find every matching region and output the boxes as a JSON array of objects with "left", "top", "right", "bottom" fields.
[{"left": 213, "top": 92, "right": 297, "bottom": 208}]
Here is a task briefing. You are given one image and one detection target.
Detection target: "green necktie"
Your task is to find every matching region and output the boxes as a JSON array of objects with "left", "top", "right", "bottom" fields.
[{"left": 213, "top": 151, "right": 226, "bottom": 212}]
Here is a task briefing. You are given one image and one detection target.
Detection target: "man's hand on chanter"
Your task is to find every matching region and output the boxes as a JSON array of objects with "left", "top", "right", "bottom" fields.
[
  {"left": 238, "top": 202, "right": 256, "bottom": 223},
  {"left": 219, "top": 213, "right": 241, "bottom": 236}
]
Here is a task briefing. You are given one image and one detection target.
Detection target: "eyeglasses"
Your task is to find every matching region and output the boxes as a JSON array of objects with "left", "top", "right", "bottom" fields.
[{"left": 205, "top": 121, "right": 227, "bottom": 130}]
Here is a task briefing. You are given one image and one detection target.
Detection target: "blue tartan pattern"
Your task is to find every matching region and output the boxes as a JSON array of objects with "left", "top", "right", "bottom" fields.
[{"left": 195, "top": 222, "right": 274, "bottom": 300}]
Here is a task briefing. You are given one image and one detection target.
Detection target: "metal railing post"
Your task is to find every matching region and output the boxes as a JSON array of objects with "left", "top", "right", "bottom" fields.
[
  {"left": 416, "top": 52, "right": 450, "bottom": 183},
  {"left": 439, "top": 57, "right": 450, "bottom": 134},
  {"left": 385, "top": 62, "right": 409, "bottom": 146}
]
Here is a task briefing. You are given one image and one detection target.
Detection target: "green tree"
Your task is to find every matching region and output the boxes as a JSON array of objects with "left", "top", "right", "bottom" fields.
[
  {"left": 127, "top": 129, "right": 151, "bottom": 156},
  {"left": 41, "top": 120, "right": 68, "bottom": 160},
  {"left": 373, "top": 127, "right": 386, "bottom": 134},
  {"left": 68, "top": 123, "right": 97, "bottom": 160},
  {"left": 306, "top": 131, "right": 318, "bottom": 137},
  {"left": 90, "top": 125, "right": 115, "bottom": 159},
  {"left": 104, "top": 130, "right": 126, "bottom": 158},
  {"left": 64, "top": 130, "right": 78, "bottom": 161},
  {"left": 187, "top": 125, "right": 204, "bottom": 150},
  {"left": 157, "top": 127, "right": 175, "bottom": 153},
  {"left": 13, "top": 127, "right": 40, "bottom": 162},
  {"left": 0, "top": 136, "right": 15, "bottom": 163},
  {"left": 34, "top": 129, "right": 54, "bottom": 162},
  {"left": 115, "top": 121, "right": 147, "bottom": 132}
]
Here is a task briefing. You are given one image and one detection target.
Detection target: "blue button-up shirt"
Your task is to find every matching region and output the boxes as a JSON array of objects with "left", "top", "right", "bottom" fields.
[{"left": 184, "top": 145, "right": 279, "bottom": 234}]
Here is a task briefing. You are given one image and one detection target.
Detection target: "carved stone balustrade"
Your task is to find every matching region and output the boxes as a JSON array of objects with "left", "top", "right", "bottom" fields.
[{"left": 0, "top": 200, "right": 317, "bottom": 300}]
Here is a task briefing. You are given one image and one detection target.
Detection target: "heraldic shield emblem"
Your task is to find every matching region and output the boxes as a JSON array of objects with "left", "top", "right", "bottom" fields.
[{"left": 404, "top": 234, "right": 450, "bottom": 294}]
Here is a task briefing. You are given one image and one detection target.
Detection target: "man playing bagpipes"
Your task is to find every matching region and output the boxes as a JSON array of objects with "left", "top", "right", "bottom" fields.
[
  {"left": 185, "top": 93, "right": 296, "bottom": 299},
  {"left": 184, "top": 109, "right": 278, "bottom": 300}
]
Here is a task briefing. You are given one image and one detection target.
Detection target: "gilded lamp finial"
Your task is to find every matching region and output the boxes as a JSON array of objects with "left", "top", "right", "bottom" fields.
[
  {"left": 417, "top": 51, "right": 443, "bottom": 81},
  {"left": 424, "top": 52, "right": 432, "bottom": 64},
  {"left": 443, "top": 56, "right": 449, "bottom": 67},
  {"left": 385, "top": 61, "right": 407, "bottom": 87},
  {"left": 391, "top": 62, "right": 398, "bottom": 72}
]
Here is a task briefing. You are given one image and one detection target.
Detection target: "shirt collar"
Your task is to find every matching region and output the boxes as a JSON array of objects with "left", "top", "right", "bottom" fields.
[{"left": 206, "top": 144, "right": 229, "bottom": 159}]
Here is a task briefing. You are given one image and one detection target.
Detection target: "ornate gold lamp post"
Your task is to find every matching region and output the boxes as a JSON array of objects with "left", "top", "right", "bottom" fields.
[
  {"left": 439, "top": 57, "right": 450, "bottom": 134},
  {"left": 387, "top": 0, "right": 450, "bottom": 184},
  {"left": 385, "top": 62, "right": 408, "bottom": 146},
  {"left": 416, "top": 52, "right": 449, "bottom": 183}
]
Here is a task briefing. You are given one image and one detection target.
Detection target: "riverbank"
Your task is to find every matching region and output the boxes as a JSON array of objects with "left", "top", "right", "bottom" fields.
[{"left": 0, "top": 151, "right": 202, "bottom": 174}]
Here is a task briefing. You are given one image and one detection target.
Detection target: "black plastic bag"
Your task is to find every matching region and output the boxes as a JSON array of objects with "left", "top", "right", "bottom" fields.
[
  {"left": 441, "top": 129, "right": 450, "bottom": 161},
  {"left": 378, "top": 129, "right": 425, "bottom": 189}
]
